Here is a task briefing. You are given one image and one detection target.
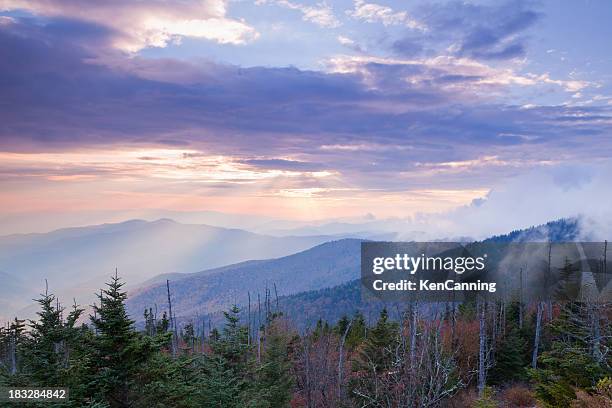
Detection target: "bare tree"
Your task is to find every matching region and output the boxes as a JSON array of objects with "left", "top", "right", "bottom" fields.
[
  {"left": 294, "top": 328, "right": 342, "bottom": 408},
  {"left": 338, "top": 318, "right": 353, "bottom": 400},
  {"left": 532, "top": 301, "right": 544, "bottom": 368},
  {"left": 519, "top": 267, "right": 524, "bottom": 329},
  {"left": 351, "top": 312, "right": 461, "bottom": 407},
  {"left": 477, "top": 299, "right": 487, "bottom": 396},
  {"left": 166, "top": 279, "right": 177, "bottom": 358}
]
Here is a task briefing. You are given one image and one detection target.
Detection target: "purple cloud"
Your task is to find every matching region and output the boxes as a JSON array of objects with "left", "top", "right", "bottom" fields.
[
  {"left": 239, "top": 159, "right": 326, "bottom": 172},
  {"left": 391, "top": 1, "right": 540, "bottom": 61},
  {"left": 0, "top": 15, "right": 611, "bottom": 194}
]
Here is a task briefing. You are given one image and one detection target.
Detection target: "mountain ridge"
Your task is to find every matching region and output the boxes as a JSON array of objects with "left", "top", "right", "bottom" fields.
[
  {"left": 0, "top": 218, "right": 342, "bottom": 320},
  {"left": 127, "top": 217, "right": 582, "bottom": 326}
]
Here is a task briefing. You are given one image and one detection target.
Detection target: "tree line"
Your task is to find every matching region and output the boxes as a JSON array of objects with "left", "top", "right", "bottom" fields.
[{"left": 0, "top": 271, "right": 610, "bottom": 407}]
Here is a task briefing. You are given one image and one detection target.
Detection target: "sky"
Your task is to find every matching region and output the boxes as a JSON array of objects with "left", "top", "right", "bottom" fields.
[{"left": 1, "top": 0, "right": 612, "bottom": 235}]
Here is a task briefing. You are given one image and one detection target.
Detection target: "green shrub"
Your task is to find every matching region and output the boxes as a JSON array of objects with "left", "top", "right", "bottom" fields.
[{"left": 473, "top": 387, "right": 499, "bottom": 408}]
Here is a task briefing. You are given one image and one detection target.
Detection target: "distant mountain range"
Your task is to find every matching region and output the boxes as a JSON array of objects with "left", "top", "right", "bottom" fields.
[
  {"left": 0, "top": 219, "right": 341, "bottom": 320},
  {"left": 484, "top": 218, "right": 581, "bottom": 243},
  {"left": 126, "top": 238, "right": 362, "bottom": 321},
  {"left": 275, "top": 218, "right": 586, "bottom": 328},
  {"left": 127, "top": 218, "right": 583, "bottom": 328}
]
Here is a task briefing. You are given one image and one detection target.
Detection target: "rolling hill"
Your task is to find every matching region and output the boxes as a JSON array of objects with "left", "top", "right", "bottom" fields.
[{"left": 0, "top": 219, "right": 338, "bottom": 320}]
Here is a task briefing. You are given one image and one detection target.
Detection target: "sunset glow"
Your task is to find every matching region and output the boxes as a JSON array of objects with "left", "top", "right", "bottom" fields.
[{"left": 1, "top": 0, "right": 611, "bottom": 234}]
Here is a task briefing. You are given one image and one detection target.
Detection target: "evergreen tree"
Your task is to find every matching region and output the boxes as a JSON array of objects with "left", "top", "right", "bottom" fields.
[
  {"left": 458, "top": 300, "right": 477, "bottom": 320},
  {"left": 181, "top": 322, "right": 195, "bottom": 351},
  {"left": 311, "top": 318, "right": 331, "bottom": 342},
  {"left": 21, "top": 290, "right": 65, "bottom": 385},
  {"left": 157, "top": 311, "right": 169, "bottom": 333},
  {"left": 200, "top": 353, "right": 244, "bottom": 407},
  {"left": 90, "top": 272, "right": 156, "bottom": 407},
  {"left": 197, "top": 305, "right": 252, "bottom": 408},
  {"left": 144, "top": 308, "right": 156, "bottom": 336},
  {"left": 488, "top": 326, "right": 527, "bottom": 384},
  {"left": 359, "top": 308, "right": 397, "bottom": 370},
  {"left": 244, "top": 319, "right": 294, "bottom": 408},
  {"left": 138, "top": 352, "right": 205, "bottom": 408},
  {"left": 335, "top": 312, "right": 366, "bottom": 350},
  {"left": 62, "top": 302, "right": 95, "bottom": 407},
  {"left": 488, "top": 301, "right": 529, "bottom": 384},
  {"left": 530, "top": 302, "right": 610, "bottom": 407},
  {"left": 350, "top": 308, "right": 399, "bottom": 406},
  {"left": 3, "top": 287, "right": 92, "bottom": 406},
  {"left": 209, "top": 327, "right": 221, "bottom": 342},
  {"left": 0, "top": 317, "right": 26, "bottom": 385},
  {"left": 335, "top": 315, "right": 350, "bottom": 337},
  {"left": 212, "top": 305, "right": 250, "bottom": 371}
]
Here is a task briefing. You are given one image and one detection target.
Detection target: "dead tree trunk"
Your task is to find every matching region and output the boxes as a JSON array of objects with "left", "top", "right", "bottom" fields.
[
  {"left": 532, "top": 301, "right": 544, "bottom": 368},
  {"left": 519, "top": 268, "right": 524, "bottom": 329},
  {"left": 547, "top": 244, "right": 553, "bottom": 321},
  {"left": 338, "top": 319, "right": 353, "bottom": 399},
  {"left": 592, "top": 240, "right": 608, "bottom": 362},
  {"left": 303, "top": 335, "right": 313, "bottom": 408},
  {"left": 410, "top": 300, "right": 418, "bottom": 368},
  {"left": 166, "top": 279, "right": 177, "bottom": 358},
  {"left": 478, "top": 299, "right": 487, "bottom": 396},
  {"left": 591, "top": 304, "right": 602, "bottom": 363},
  {"left": 247, "top": 292, "right": 251, "bottom": 346},
  {"left": 9, "top": 329, "right": 16, "bottom": 375},
  {"left": 273, "top": 283, "right": 279, "bottom": 311},
  {"left": 257, "top": 293, "right": 262, "bottom": 364}
]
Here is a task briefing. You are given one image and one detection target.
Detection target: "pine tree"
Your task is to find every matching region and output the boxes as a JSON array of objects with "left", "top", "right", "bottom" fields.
[
  {"left": 488, "top": 326, "right": 527, "bottom": 384},
  {"left": 213, "top": 305, "right": 250, "bottom": 371},
  {"left": 530, "top": 302, "right": 610, "bottom": 407},
  {"left": 488, "top": 301, "right": 528, "bottom": 384},
  {"left": 335, "top": 312, "right": 366, "bottom": 350},
  {"left": 244, "top": 319, "right": 294, "bottom": 408},
  {"left": 62, "top": 301, "right": 94, "bottom": 406},
  {"left": 4, "top": 286, "right": 92, "bottom": 406},
  {"left": 359, "top": 308, "right": 397, "bottom": 370},
  {"left": 311, "top": 318, "right": 331, "bottom": 342},
  {"left": 182, "top": 322, "right": 195, "bottom": 351},
  {"left": 144, "top": 308, "right": 156, "bottom": 336},
  {"left": 90, "top": 272, "right": 156, "bottom": 407},
  {"left": 157, "top": 311, "right": 169, "bottom": 333},
  {"left": 350, "top": 308, "right": 399, "bottom": 406},
  {"left": 200, "top": 353, "right": 244, "bottom": 407},
  {"left": 198, "top": 305, "right": 252, "bottom": 408},
  {"left": 0, "top": 317, "right": 26, "bottom": 382},
  {"left": 209, "top": 327, "right": 221, "bottom": 342},
  {"left": 22, "top": 290, "right": 65, "bottom": 385},
  {"left": 335, "top": 315, "right": 350, "bottom": 337}
]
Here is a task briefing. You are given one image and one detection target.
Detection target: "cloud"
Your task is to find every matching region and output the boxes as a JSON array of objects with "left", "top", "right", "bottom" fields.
[
  {"left": 326, "top": 54, "right": 590, "bottom": 95},
  {"left": 319, "top": 143, "right": 416, "bottom": 156},
  {"left": 413, "top": 155, "right": 556, "bottom": 174},
  {"left": 454, "top": 5, "right": 538, "bottom": 60},
  {"left": 425, "top": 164, "right": 612, "bottom": 240},
  {"left": 391, "top": 37, "right": 423, "bottom": 57},
  {"left": 1, "top": 0, "right": 259, "bottom": 51},
  {"left": 337, "top": 35, "right": 354, "bottom": 46},
  {"left": 239, "top": 158, "right": 326, "bottom": 171},
  {"left": 388, "top": 0, "right": 540, "bottom": 61},
  {"left": 258, "top": 0, "right": 340, "bottom": 28},
  {"left": 1, "top": 16, "right": 612, "bottom": 218},
  {"left": 1, "top": 1, "right": 611, "bottom": 234},
  {"left": 336, "top": 34, "right": 361, "bottom": 51},
  {"left": 346, "top": 0, "right": 425, "bottom": 30},
  {"left": 324, "top": 164, "right": 612, "bottom": 241},
  {"left": 0, "top": 149, "right": 335, "bottom": 186}
]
